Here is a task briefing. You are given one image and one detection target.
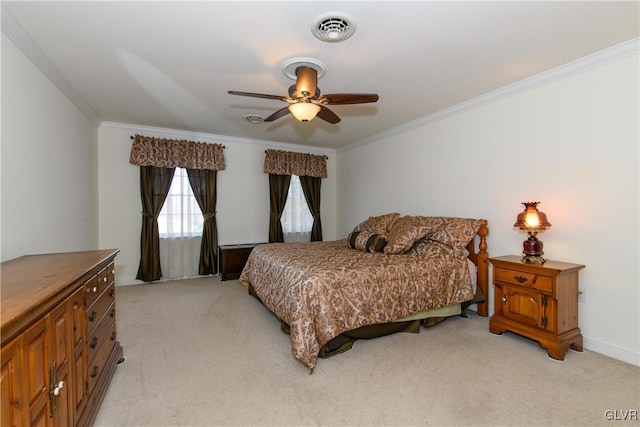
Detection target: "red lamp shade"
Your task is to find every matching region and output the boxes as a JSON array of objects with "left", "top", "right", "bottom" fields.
[{"left": 514, "top": 201, "right": 551, "bottom": 263}]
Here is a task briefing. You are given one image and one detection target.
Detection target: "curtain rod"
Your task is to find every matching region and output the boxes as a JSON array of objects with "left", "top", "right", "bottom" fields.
[{"left": 130, "top": 135, "right": 225, "bottom": 148}]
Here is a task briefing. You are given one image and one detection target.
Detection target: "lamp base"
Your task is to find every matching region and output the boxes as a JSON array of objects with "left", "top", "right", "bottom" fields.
[
  {"left": 522, "top": 254, "right": 547, "bottom": 264},
  {"left": 522, "top": 235, "right": 546, "bottom": 264}
]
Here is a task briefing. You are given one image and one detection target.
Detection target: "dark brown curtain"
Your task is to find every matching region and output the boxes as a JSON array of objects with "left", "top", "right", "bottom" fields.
[
  {"left": 136, "top": 166, "right": 175, "bottom": 282},
  {"left": 186, "top": 168, "right": 218, "bottom": 275},
  {"left": 299, "top": 175, "right": 323, "bottom": 241},
  {"left": 268, "top": 174, "right": 291, "bottom": 243}
]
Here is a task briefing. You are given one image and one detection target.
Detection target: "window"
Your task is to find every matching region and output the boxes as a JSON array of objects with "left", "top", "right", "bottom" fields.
[
  {"left": 158, "top": 168, "right": 203, "bottom": 238},
  {"left": 281, "top": 175, "right": 313, "bottom": 242}
]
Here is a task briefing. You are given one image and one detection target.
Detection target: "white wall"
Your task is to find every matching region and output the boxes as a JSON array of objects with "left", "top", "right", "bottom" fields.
[
  {"left": 337, "top": 54, "right": 639, "bottom": 366},
  {"left": 1, "top": 34, "right": 99, "bottom": 261},
  {"left": 97, "top": 124, "right": 337, "bottom": 284}
]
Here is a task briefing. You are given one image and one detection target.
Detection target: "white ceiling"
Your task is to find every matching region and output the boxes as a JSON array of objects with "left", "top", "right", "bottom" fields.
[{"left": 3, "top": 1, "right": 639, "bottom": 150}]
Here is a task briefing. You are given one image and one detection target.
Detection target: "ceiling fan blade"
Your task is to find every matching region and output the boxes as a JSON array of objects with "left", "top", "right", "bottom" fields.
[
  {"left": 316, "top": 105, "right": 341, "bottom": 124},
  {"left": 318, "top": 93, "right": 379, "bottom": 105},
  {"left": 295, "top": 66, "right": 318, "bottom": 98},
  {"left": 263, "top": 106, "right": 291, "bottom": 122},
  {"left": 228, "top": 91, "right": 288, "bottom": 102}
]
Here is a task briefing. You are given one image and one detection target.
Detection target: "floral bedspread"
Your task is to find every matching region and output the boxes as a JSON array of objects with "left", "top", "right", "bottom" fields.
[{"left": 239, "top": 239, "right": 474, "bottom": 372}]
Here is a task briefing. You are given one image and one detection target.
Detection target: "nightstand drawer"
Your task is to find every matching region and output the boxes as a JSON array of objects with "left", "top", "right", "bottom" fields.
[{"left": 494, "top": 267, "right": 553, "bottom": 293}]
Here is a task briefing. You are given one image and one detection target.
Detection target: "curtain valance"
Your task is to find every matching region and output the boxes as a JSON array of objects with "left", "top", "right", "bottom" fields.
[
  {"left": 263, "top": 149, "right": 328, "bottom": 178},
  {"left": 129, "top": 134, "right": 226, "bottom": 171}
]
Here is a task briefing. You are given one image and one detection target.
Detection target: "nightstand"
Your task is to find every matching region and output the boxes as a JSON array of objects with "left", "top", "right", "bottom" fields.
[{"left": 489, "top": 255, "right": 585, "bottom": 360}]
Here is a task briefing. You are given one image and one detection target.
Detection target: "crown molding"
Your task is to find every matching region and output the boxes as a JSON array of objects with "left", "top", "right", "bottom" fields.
[
  {"left": 340, "top": 37, "right": 640, "bottom": 153},
  {"left": 1, "top": 4, "right": 103, "bottom": 127}
]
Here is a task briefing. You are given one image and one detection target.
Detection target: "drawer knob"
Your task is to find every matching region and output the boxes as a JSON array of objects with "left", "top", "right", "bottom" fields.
[
  {"left": 89, "top": 336, "right": 99, "bottom": 349},
  {"left": 90, "top": 366, "right": 99, "bottom": 378},
  {"left": 88, "top": 310, "right": 97, "bottom": 322},
  {"left": 514, "top": 275, "right": 528, "bottom": 283},
  {"left": 502, "top": 296, "right": 507, "bottom": 303},
  {"left": 91, "top": 286, "right": 98, "bottom": 293},
  {"left": 103, "top": 277, "right": 108, "bottom": 282}
]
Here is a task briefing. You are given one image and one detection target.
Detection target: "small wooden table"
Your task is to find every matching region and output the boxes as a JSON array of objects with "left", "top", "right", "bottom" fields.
[{"left": 489, "top": 255, "right": 585, "bottom": 360}]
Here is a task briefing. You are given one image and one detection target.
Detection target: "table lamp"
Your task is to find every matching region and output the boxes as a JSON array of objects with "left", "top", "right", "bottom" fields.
[{"left": 514, "top": 201, "right": 551, "bottom": 264}]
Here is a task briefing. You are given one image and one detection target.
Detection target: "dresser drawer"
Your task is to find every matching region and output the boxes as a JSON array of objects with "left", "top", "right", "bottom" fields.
[
  {"left": 84, "top": 265, "right": 111, "bottom": 308},
  {"left": 85, "top": 322, "right": 116, "bottom": 397},
  {"left": 86, "top": 302, "right": 116, "bottom": 364},
  {"left": 494, "top": 267, "right": 553, "bottom": 293},
  {"left": 85, "top": 284, "right": 116, "bottom": 337}
]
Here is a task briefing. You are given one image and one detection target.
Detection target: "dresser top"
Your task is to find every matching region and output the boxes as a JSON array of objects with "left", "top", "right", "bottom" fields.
[{"left": 1, "top": 249, "right": 119, "bottom": 342}]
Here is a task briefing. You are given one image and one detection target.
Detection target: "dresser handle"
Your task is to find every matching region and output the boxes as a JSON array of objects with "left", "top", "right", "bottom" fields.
[
  {"left": 88, "top": 310, "right": 97, "bottom": 322},
  {"left": 53, "top": 381, "right": 64, "bottom": 396},
  {"left": 514, "top": 275, "right": 528, "bottom": 283},
  {"left": 90, "top": 366, "right": 99, "bottom": 378},
  {"left": 89, "top": 336, "right": 99, "bottom": 348},
  {"left": 110, "top": 331, "right": 117, "bottom": 341},
  {"left": 109, "top": 288, "right": 115, "bottom": 297},
  {"left": 110, "top": 308, "right": 116, "bottom": 318},
  {"left": 502, "top": 296, "right": 507, "bottom": 302}
]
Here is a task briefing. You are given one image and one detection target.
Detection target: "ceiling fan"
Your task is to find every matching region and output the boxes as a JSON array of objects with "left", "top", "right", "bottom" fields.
[{"left": 228, "top": 66, "right": 379, "bottom": 124}]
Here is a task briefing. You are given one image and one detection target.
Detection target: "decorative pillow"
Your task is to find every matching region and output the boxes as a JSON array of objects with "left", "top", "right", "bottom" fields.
[
  {"left": 348, "top": 231, "right": 388, "bottom": 253},
  {"left": 419, "top": 217, "right": 483, "bottom": 251},
  {"left": 406, "top": 237, "right": 442, "bottom": 256},
  {"left": 384, "top": 215, "right": 437, "bottom": 254},
  {"left": 352, "top": 212, "right": 400, "bottom": 235}
]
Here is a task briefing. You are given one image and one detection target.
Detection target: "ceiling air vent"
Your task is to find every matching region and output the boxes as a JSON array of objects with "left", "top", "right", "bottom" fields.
[{"left": 311, "top": 12, "right": 356, "bottom": 43}]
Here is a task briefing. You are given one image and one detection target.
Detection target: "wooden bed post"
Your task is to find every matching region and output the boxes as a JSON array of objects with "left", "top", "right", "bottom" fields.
[{"left": 476, "top": 220, "right": 489, "bottom": 317}]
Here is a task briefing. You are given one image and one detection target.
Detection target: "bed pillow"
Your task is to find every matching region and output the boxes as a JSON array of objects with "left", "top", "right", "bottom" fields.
[
  {"left": 352, "top": 212, "right": 400, "bottom": 235},
  {"left": 419, "top": 217, "right": 483, "bottom": 252},
  {"left": 406, "top": 237, "right": 448, "bottom": 256},
  {"left": 348, "top": 230, "right": 388, "bottom": 253},
  {"left": 384, "top": 215, "right": 437, "bottom": 254}
]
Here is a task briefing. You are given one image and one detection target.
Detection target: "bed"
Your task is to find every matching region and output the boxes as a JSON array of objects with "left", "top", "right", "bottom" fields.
[{"left": 239, "top": 214, "right": 489, "bottom": 373}]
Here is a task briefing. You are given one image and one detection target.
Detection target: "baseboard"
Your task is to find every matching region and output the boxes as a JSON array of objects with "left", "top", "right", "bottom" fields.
[
  {"left": 116, "top": 277, "right": 143, "bottom": 287},
  {"left": 116, "top": 274, "right": 221, "bottom": 287},
  {"left": 583, "top": 335, "right": 639, "bottom": 367}
]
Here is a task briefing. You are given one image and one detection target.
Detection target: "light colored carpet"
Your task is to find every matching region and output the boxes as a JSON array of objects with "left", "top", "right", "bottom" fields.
[{"left": 94, "top": 276, "right": 639, "bottom": 427}]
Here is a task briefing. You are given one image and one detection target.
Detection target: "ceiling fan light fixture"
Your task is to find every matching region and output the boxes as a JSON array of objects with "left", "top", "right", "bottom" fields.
[
  {"left": 289, "top": 102, "right": 321, "bottom": 122},
  {"left": 311, "top": 12, "right": 356, "bottom": 43}
]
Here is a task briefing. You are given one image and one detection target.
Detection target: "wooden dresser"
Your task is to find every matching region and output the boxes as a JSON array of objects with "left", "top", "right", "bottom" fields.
[{"left": 1, "top": 249, "right": 122, "bottom": 426}]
